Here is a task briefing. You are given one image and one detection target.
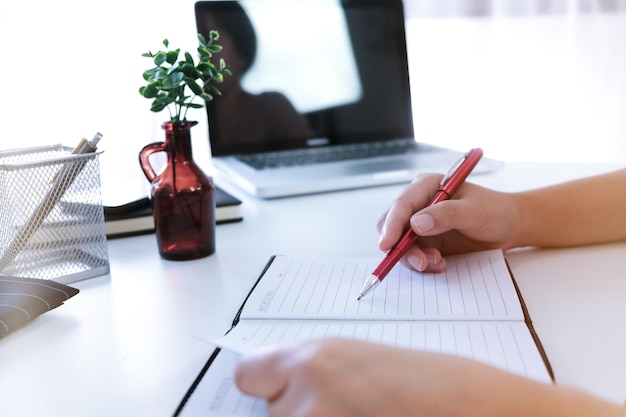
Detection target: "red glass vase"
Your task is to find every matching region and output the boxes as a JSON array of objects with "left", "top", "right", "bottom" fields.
[{"left": 139, "top": 121, "right": 216, "bottom": 260}]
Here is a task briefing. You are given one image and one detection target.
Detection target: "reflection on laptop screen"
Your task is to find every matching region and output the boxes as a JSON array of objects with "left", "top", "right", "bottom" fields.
[
  {"left": 242, "top": 1, "right": 361, "bottom": 114},
  {"left": 195, "top": 0, "right": 414, "bottom": 156}
]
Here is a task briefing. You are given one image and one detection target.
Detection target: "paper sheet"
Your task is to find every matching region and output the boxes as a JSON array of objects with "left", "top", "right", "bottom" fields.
[
  {"left": 241, "top": 249, "right": 523, "bottom": 321},
  {"left": 176, "top": 250, "right": 551, "bottom": 417}
]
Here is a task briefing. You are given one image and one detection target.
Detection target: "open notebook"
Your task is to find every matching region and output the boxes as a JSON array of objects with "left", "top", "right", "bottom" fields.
[
  {"left": 194, "top": 0, "right": 501, "bottom": 199},
  {"left": 174, "top": 250, "right": 552, "bottom": 416}
]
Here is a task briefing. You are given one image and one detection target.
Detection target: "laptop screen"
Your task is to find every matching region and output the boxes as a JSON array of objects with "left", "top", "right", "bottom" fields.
[{"left": 195, "top": 0, "right": 414, "bottom": 156}]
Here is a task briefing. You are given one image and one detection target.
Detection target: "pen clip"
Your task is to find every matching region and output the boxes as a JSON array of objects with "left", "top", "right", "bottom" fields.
[{"left": 439, "top": 150, "right": 469, "bottom": 186}]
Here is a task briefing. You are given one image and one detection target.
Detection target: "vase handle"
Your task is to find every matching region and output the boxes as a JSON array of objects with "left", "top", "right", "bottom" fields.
[{"left": 138, "top": 142, "right": 166, "bottom": 183}]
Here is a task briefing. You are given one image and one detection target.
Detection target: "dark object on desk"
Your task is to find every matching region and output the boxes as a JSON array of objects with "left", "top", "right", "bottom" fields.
[
  {"left": 0, "top": 276, "right": 79, "bottom": 338},
  {"left": 139, "top": 122, "right": 218, "bottom": 260},
  {"left": 104, "top": 186, "right": 243, "bottom": 239}
]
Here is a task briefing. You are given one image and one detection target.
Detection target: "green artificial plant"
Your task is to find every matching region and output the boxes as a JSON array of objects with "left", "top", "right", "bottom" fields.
[{"left": 139, "top": 31, "right": 231, "bottom": 122}]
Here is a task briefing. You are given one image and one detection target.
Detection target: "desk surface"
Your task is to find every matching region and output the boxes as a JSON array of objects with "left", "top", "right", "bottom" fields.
[{"left": 1, "top": 161, "right": 626, "bottom": 416}]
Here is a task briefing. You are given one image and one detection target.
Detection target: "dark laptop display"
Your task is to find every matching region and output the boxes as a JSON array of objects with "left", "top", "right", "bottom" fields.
[{"left": 195, "top": 0, "right": 413, "bottom": 156}]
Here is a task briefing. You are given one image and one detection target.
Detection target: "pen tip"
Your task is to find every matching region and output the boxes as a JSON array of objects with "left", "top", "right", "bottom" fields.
[{"left": 357, "top": 294, "right": 363, "bottom": 301}]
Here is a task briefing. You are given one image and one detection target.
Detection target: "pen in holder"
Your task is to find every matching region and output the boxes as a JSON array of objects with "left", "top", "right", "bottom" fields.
[{"left": 0, "top": 144, "right": 110, "bottom": 283}]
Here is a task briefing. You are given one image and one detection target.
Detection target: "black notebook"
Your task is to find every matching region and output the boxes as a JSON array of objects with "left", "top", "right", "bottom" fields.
[
  {"left": 0, "top": 276, "right": 79, "bottom": 338},
  {"left": 104, "top": 186, "right": 243, "bottom": 238}
]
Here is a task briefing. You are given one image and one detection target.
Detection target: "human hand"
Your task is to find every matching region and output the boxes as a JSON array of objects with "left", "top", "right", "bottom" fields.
[
  {"left": 377, "top": 173, "right": 522, "bottom": 273},
  {"left": 235, "top": 338, "right": 605, "bottom": 417}
]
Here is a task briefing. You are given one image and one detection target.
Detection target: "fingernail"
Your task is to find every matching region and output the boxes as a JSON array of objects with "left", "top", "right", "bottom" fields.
[
  {"left": 408, "top": 255, "right": 426, "bottom": 271},
  {"left": 430, "top": 258, "right": 447, "bottom": 272},
  {"left": 426, "top": 253, "right": 437, "bottom": 265},
  {"left": 412, "top": 214, "right": 435, "bottom": 233},
  {"left": 377, "top": 231, "right": 386, "bottom": 247}
]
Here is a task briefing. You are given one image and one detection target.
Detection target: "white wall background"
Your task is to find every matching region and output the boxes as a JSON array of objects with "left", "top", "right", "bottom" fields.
[
  {"left": 1, "top": 0, "right": 625, "bottom": 191},
  {"left": 0, "top": 0, "right": 209, "bottom": 187},
  {"left": 404, "top": 0, "right": 626, "bottom": 163}
]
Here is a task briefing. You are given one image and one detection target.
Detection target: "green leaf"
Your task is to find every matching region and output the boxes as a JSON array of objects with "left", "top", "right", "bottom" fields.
[
  {"left": 180, "top": 63, "right": 202, "bottom": 78},
  {"left": 166, "top": 62, "right": 180, "bottom": 75},
  {"left": 162, "top": 39, "right": 169, "bottom": 48},
  {"left": 150, "top": 100, "right": 168, "bottom": 112},
  {"left": 201, "top": 64, "right": 219, "bottom": 78},
  {"left": 205, "top": 85, "right": 222, "bottom": 96},
  {"left": 187, "top": 103, "right": 203, "bottom": 109},
  {"left": 184, "top": 52, "right": 194, "bottom": 65},
  {"left": 197, "top": 62, "right": 217, "bottom": 77},
  {"left": 197, "top": 32, "right": 207, "bottom": 46},
  {"left": 141, "top": 82, "right": 160, "bottom": 98},
  {"left": 155, "top": 67, "right": 168, "bottom": 80},
  {"left": 166, "top": 49, "right": 180, "bottom": 65},
  {"left": 206, "top": 44, "right": 222, "bottom": 53},
  {"left": 162, "top": 72, "right": 184, "bottom": 90},
  {"left": 187, "top": 80, "right": 204, "bottom": 96},
  {"left": 197, "top": 46, "right": 211, "bottom": 60},
  {"left": 142, "top": 67, "right": 160, "bottom": 81},
  {"left": 154, "top": 51, "right": 167, "bottom": 66},
  {"left": 200, "top": 92, "right": 214, "bottom": 102},
  {"left": 156, "top": 93, "right": 176, "bottom": 105}
]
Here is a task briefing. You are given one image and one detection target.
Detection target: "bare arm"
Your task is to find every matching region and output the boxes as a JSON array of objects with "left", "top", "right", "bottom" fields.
[
  {"left": 377, "top": 169, "right": 626, "bottom": 272},
  {"left": 516, "top": 169, "right": 626, "bottom": 247},
  {"left": 235, "top": 338, "right": 626, "bottom": 417}
]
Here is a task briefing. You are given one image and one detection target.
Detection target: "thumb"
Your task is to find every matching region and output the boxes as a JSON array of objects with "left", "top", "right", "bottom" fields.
[
  {"left": 235, "top": 344, "right": 289, "bottom": 399},
  {"left": 410, "top": 199, "right": 473, "bottom": 237}
]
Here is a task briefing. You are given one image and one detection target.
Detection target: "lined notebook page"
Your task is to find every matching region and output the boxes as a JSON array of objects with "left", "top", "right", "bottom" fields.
[
  {"left": 241, "top": 249, "right": 523, "bottom": 321},
  {"left": 177, "top": 250, "right": 551, "bottom": 417},
  {"left": 215, "top": 320, "right": 549, "bottom": 380},
  {"left": 197, "top": 319, "right": 551, "bottom": 417}
]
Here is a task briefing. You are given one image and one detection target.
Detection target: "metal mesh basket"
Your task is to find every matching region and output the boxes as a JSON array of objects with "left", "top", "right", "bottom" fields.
[{"left": 0, "top": 144, "right": 110, "bottom": 283}]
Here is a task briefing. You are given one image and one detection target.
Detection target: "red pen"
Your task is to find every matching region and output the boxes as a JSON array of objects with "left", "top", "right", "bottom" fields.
[{"left": 357, "top": 148, "right": 484, "bottom": 300}]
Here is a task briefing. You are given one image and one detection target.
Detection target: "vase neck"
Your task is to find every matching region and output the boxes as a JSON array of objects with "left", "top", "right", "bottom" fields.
[{"left": 162, "top": 121, "right": 197, "bottom": 162}]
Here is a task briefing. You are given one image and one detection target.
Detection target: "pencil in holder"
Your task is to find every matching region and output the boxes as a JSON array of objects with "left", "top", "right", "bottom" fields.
[{"left": 0, "top": 144, "right": 110, "bottom": 283}]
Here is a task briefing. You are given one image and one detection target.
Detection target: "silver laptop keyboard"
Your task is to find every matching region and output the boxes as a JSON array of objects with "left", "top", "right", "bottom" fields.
[{"left": 237, "top": 139, "right": 420, "bottom": 170}]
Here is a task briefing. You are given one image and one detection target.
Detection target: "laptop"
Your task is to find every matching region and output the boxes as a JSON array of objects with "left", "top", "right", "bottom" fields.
[{"left": 195, "top": 0, "right": 500, "bottom": 199}]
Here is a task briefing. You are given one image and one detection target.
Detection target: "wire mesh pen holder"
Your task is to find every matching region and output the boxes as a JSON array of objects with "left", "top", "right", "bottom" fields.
[{"left": 0, "top": 144, "right": 110, "bottom": 283}]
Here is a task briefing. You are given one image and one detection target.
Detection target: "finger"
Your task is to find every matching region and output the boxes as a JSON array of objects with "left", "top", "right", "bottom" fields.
[
  {"left": 399, "top": 245, "right": 445, "bottom": 272},
  {"left": 375, "top": 208, "right": 390, "bottom": 234},
  {"left": 235, "top": 344, "right": 290, "bottom": 399},
  {"left": 422, "top": 246, "right": 447, "bottom": 272},
  {"left": 399, "top": 247, "right": 428, "bottom": 271},
  {"left": 378, "top": 199, "right": 416, "bottom": 251},
  {"left": 410, "top": 197, "right": 477, "bottom": 238},
  {"left": 378, "top": 175, "right": 443, "bottom": 251}
]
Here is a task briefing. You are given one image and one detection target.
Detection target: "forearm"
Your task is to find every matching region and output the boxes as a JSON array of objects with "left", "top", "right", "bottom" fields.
[
  {"left": 401, "top": 352, "right": 626, "bottom": 417},
  {"left": 514, "top": 169, "right": 626, "bottom": 248}
]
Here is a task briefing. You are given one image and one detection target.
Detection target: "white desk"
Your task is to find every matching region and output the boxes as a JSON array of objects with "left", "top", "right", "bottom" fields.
[{"left": 1, "top": 161, "right": 626, "bottom": 416}]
